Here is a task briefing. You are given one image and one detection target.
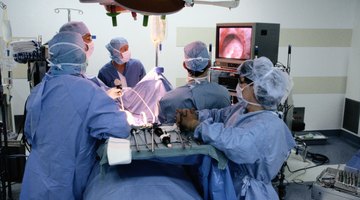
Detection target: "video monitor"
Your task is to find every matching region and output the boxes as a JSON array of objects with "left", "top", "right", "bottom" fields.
[
  {"left": 217, "top": 27, "right": 252, "bottom": 60},
  {"left": 215, "top": 22, "right": 280, "bottom": 67}
]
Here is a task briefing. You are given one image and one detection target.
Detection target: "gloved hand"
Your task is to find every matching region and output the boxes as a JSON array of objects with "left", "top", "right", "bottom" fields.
[
  {"left": 106, "top": 87, "right": 122, "bottom": 100},
  {"left": 176, "top": 109, "right": 199, "bottom": 132}
]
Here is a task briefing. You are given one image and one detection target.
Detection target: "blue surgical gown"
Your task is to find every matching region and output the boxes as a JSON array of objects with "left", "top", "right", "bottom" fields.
[
  {"left": 21, "top": 74, "right": 131, "bottom": 200},
  {"left": 98, "top": 59, "right": 146, "bottom": 88},
  {"left": 194, "top": 102, "right": 296, "bottom": 200},
  {"left": 86, "top": 75, "right": 110, "bottom": 91},
  {"left": 158, "top": 80, "right": 231, "bottom": 124},
  {"left": 83, "top": 151, "right": 236, "bottom": 200},
  {"left": 84, "top": 160, "right": 203, "bottom": 200}
]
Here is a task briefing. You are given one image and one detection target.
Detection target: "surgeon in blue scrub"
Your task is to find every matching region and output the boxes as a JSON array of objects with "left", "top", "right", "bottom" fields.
[
  {"left": 158, "top": 41, "right": 231, "bottom": 124},
  {"left": 20, "top": 31, "right": 131, "bottom": 200},
  {"left": 177, "top": 57, "right": 296, "bottom": 200},
  {"left": 98, "top": 37, "right": 146, "bottom": 88},
  {"left": 59, "top": 21, "right": 120, "bottom": 98}
]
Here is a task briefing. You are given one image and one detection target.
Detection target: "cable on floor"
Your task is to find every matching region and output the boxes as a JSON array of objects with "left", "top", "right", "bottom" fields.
[{"left": 286, "top": 151, "right": 329, "bottom": 174}]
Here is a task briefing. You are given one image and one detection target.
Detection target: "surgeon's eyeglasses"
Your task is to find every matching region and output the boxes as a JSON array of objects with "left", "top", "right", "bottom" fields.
[{"left": 82, "top": 33, "right": 95, "bottom": 43}]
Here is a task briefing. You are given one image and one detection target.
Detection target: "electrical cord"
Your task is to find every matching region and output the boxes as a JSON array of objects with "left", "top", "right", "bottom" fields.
[
  {"left": 286, "top": 151, "right": 329, "bottom": 174},
  {"left": 307, "top": 152, "right": 329, "bottom": 164}
]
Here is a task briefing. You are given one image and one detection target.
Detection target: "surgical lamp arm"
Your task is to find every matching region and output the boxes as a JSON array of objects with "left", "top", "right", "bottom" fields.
[{"left": 185, "top": 0, "right": 240, "bottom": 9}]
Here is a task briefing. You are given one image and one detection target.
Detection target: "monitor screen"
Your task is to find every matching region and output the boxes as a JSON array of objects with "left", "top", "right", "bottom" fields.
[{"left": 217, "top": 27, "right": 252, "bottom": 60}]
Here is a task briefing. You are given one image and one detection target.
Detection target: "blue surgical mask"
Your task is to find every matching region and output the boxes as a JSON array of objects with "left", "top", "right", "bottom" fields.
[
  {"left": 187, "top": 76, "right": 208, "bottom": 84},
  {"left": 120, "top": 50, "right": 131, "bottom": 63},
  {"left": 236, "top": 82, "right": 250, "bottom": 101},
  {"left": 48, "top": 42, "right": 87, "bottom": 75},
  {"left": 113, "top": 49, "right": 131, "bottom": 64},
  {"left": 47, "top": 60, "right": 88, "bottom": 76},
  {"left": 85, "top": 41, "right": 94, "bottom": 58},
  {"left": 235, "top": 82, "right": 261, "bottom": 107}
]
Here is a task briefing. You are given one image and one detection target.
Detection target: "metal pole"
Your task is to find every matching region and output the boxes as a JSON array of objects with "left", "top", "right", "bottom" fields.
[
  {"left": 67, "top": 9, "right": 71, "bottom": 22},
  {"left": 155, "top": 44, "right": 159, "bottom": 67}
]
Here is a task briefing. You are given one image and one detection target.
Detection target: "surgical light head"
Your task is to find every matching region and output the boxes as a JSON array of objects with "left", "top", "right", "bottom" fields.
[
  {"left": 237, "top": 57, "right": 292, "bottom": 110},
  {"left": 183, "top": 41, "right": 210, "bottom": 72},
  {"left": 48, "top": 31, "right": 87, "bottom": 75},
  {"left": 59, "top": 21, "right": 90, "bottom": 37}
]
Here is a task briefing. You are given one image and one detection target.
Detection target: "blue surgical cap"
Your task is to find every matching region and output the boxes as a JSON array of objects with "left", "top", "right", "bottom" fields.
[
  {"left": 106, "top": 37, "right": 128, "bottom": 52},
  {"left": 237, "top": 57, "right": 273, "bottom": 82},
  {"left": 48, "top": 31, "right": 86, "bottom": 65},
  {"left": 184, "top": 41, "right": 210, "bottom": 72},
  {"left": 237, "top": 57, "right": 292, "bottom": 110},
  {"left": 59, "top": 21, "right": 90, "bottom": 36},
  {"left": 106, "top": 37, "right": 128, "bottom": 60}
]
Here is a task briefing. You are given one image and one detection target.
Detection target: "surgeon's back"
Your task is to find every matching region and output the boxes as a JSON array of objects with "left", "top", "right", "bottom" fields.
[
  {"left": 158, "top": 80, "right": 231, "bottom": 124},
  {"left": 158, "top": 40, "right": 231, "bottom": 124},
  {"left": 21, "top": 74, "right": 130, "bottom": 200}
]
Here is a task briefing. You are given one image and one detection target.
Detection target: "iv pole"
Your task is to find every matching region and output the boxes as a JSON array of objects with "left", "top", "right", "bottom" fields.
[
  {"left": 0, "top": 2, "right": 14, "bottom": 199},
  {"left": 54, "top": 8, "right": 83, "bottom": 22},
  {"left": 277, "top": 44, "right": 292, "bottom": 200},
  {"left": 0, "top": 1, "right": 6, "bottom": 10}
]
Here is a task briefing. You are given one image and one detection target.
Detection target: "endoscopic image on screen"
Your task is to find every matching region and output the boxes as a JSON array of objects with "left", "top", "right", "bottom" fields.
[{"left": 218, "top": 27, "right": 252, "bottom": 60}]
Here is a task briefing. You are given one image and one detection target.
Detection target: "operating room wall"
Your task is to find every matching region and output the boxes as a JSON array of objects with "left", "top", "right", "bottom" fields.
[
  {"left": 345, "top": 1, "right": 360, "bottom": 134},
  {"left": 0, "top": 0, "right": 358, "bottom": 132}
]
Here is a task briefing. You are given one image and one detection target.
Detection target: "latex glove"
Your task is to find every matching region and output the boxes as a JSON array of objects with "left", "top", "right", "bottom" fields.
[
  {"left": 106, "top": 87, "right": 122, "bottom": 100},
  {"left": 176, "top": 109, "right": 199, "bottom": 132}
]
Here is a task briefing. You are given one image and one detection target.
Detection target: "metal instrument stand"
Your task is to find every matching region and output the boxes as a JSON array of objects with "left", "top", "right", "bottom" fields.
[
  {"left": 1, "top": 2, "right": 13, "bottom": 198},
  {"left": 276, "top": 45, "right": 292, "bottom": 200},
  {"left": 0, "top": 69, "right": 13, "bottom": 200}
]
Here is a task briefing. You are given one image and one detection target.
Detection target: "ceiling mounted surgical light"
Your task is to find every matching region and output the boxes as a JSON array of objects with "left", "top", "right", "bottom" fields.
[
  {"left": 114, "top": 0, "right": 185, "bottom": 15},
  {"left": 79, "top": 0, "right": 240, "bottom": 27}
]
